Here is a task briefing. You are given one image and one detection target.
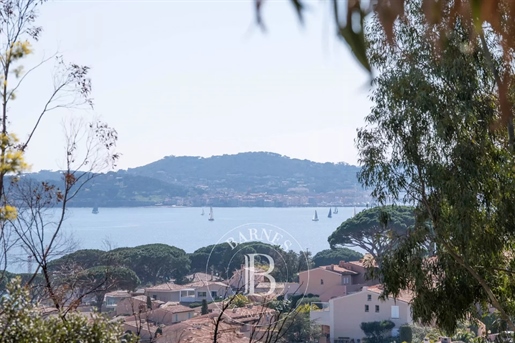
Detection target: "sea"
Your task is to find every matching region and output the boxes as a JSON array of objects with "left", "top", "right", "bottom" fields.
[{"left": 8, "top": 206, "right": 366, "bottom": 272}]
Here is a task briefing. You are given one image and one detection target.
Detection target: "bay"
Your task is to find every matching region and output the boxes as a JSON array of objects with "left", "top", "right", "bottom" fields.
[{"left": 9, "top": 206, "right": 366, "bottom": 273}]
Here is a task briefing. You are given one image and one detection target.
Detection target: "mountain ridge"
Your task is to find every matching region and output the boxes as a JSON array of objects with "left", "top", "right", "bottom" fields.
[{"left": 26, "top": 152, "right": 367, "bottom": 207}]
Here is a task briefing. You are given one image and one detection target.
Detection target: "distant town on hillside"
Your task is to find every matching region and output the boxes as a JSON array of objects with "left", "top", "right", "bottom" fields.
[{"left": 24, "top": 152, "right": 371, "bottom": 207}]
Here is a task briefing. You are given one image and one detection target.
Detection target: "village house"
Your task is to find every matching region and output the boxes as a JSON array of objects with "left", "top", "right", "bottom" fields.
[
  {"left": 156, "top": 304, "right": 276, "bottom": 343},
  {"left": 310, "top": 285, "right": 413, "bottom": 343},
  {"left": 253, "top": 282, "right": 300, "bottom": 297},
  {"left": 297, "top": 260, "right": 379, "bottom": 301},
  {"left": 157, "top": 314, "right": 249, "bottom": 343},
  {"left": 147, "top": 302, "right": 196, "bottom": 325},
  {"left": 103, "top": 290, "right": 132, "bottom": 312},
  {"left": 227, "top": 266, "right": 266, "bottom": 291},
  {"left": 123, "top": 319, "right": 159, "bottom": 341},
  {"left": 116, "top": 295, "right": 163, "bottom": 316},
  {"left": 145, "top": 280, "right": 233, "bottom": 303}
]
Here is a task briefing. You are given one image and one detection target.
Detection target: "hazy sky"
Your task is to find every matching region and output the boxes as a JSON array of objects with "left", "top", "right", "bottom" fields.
[{"left": 12, "top": 0, "right": 372, "bottom": 172}]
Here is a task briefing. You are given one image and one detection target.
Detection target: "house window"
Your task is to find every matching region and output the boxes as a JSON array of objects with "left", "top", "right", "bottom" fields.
[
  {"left": 174, "top": 314, "right": 178, "bottom": 322},
  {"left": 198, "top": 291, "right": 207, "bottom": 297},
  {"left": 375, "top": 305, "right": 380, "bottom": 313},
  {"left": 365, "top": 305, "right": 369, "bottom": 312},
  {"left": 391, "top": 306, "right": 400, "bottom": 319},
  {"left": 211, "top": 291, "right": 217, "bottom": 298},
  {"left": 367, "top": 294, "right": 372, "bottom": 301},
  {"left": 320, "top": 279, "right": 324, "bottom": 285},
  {"left": 343, "top": 277, "right": 349, "bottom": 284}
]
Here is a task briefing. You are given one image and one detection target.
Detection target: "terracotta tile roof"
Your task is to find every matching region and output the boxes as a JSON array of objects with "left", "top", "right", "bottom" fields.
[
  {"left": 187, "top": 281, "right": 229, "bottom": 288},
  {"left": 366, "top": 284, "right": 413, "bottom": 303},
  {"left": 145, "top": 283, "right": 185, "bottom": 292},
  {"left": 321, "top": 265, "right": 359, "bottom": 275},
  {"left": 158, "top": 303, "right": 195, "bottom": 313},
  {"left": 186, "top": 272, "right": 221, "bottom": 282},
  {"left": 219, "top": 305, "right": 275, "bottom": 321},
  {"left": 105, "top": 290, "right": 132, "bottom": 298},
  {"left": 157, "top": 315, "right": 249, "bottom": 343},
  {"left": 146, "top": 281, "right": 230, "bottom": 293}
]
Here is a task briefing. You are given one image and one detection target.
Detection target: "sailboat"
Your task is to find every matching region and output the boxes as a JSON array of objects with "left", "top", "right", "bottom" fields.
[
  {"left": 312, "top": 210, "right": 319, "bottom": 222},
  {"left": 208, "top": 207, "right": 214, "bottom": 221},
  {"left": 92, "top": 205, "right": 99, "bottom": 214},
  {"left": 328, "top": 208, "right": 332, "bottom": 218},
  {"left": 353, "top": 207, "right": 357, "bottom": 217},
  {"left": 334, "top": 207, "right": 338, "bottom": 214},
  {"left": 201, "top": 208, "right": 205, "bottom": 216}
]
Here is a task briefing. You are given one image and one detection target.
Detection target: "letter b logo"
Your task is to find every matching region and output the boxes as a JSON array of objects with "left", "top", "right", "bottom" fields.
[{"left": 243, "top": 254, "right": 276, "bottom": 296}]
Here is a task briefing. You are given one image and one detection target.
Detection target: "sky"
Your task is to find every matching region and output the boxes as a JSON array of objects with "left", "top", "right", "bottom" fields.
[{"left": 11, "top": 0, "right": 372, "bottom": 172}]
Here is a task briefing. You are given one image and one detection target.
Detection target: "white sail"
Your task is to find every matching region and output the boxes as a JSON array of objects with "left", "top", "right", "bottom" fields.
[
  {"left": 208, "top": 207, "right": 214, "bottom": 221},
  {"left": 312, "top": 210, "right": 319, "bottom": 221}
]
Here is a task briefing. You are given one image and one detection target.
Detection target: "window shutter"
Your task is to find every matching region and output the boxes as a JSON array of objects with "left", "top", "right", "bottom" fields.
[{"left": 391, "top": 306, "right": 399, "bottom": 319}]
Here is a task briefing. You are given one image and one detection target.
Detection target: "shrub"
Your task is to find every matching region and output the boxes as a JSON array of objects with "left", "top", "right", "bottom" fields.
[
  {"left": 296, "top": 297, "right": 321, "bottom": 307},
  {"left": 361, "top": 320, "right": 396, "bottom": 343},
  {"left": 201, "top": 299, "right": 208, "bottom": 315},
  {"left": 0, "top": 277, "right": 136, "bottom": 343},
  {"left": 400, "top": 325, "right": 413, "bottom": 343}
]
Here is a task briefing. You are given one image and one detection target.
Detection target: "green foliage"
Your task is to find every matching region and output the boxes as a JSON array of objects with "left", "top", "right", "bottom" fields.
[
  {"left": 0, "top": 277, "right": 135, "bottom": 343},
  {"left": 409, "top": 326, "right": 441, "bottom": 343},
  {"left": 230, "top": 294, "right": 250, "bottom": 308},
  {"left": 360, "top": 321, "right": 396, "bottom": 343},
  {"left": 296, "top": 297, "right": 321, "bottom": 307},
  {"left": 328, "top": 206, "right": 414, "bottom": 261},
  {"left": 400, "top": 325, "right": 413, "bottom": 343},
  {"left": 289, "top": 294, "right": 319, "bottom": 309},
  {"left": 48, "top": 249, "right": 106, "bottom": 272},
  {"left": 78, "top": 265, "right": 140, "bottom": 291},
  {"left": 278, "top": 311, "right": 322, "bottom": 343},
  {"left": 146, "top": 295, "right": 152, "bottom": 310},
  {"left": 482, "top": 312, "right": 509, "bottom": 334},
  {"left": 191, "top": 241, "right": 311, "bottom": 282},
  {"left": 267, "top": 299, "right": 292, "bottom": 312},
  {"left": 357, "top": 1, "right": 515, "bottom": 334},
  {"left": 312, "top": 248, "right": 363, "bottom": 267},
  {"left": 77, "top": 265, "right": 140, "bottom": 311},
  {"left": 105, "top": 243, "right": 190, "bottom": 285},
  {"left": 201, "top": 299, "right": 208, "bottom": 315}
]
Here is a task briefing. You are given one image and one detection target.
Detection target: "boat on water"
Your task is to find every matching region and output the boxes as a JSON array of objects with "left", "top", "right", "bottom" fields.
[
  {"left": 92, "top": 206, "right": 99, "bottom": 214},
  {"left": 208, "top": 207, "right": 214, "bottom": 221},
  {"left": 328, "top": 208, "right": 332, "bottom": 218},
  {"left": 201, "top": 208, "right": 205, "bottom": 216},
  {"left": 353, "top": 207, "right": 357, "bottom": 217},
  {"left": 312, "top": 210, "right": 319, "bottom": 222},
  {"left": 334, "top": 207, "right": 338, "bottom": 214}
]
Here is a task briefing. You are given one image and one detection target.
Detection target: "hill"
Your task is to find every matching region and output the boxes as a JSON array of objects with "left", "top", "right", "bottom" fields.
[
  {"left": 127, "top": 152, "right": 361, "bottom": 194},
  {"left": 24, "top": 152, "right": 366, "bottom": 207},
  {"left": 25, "top": 171, "right": 197, "bottom": 207}
]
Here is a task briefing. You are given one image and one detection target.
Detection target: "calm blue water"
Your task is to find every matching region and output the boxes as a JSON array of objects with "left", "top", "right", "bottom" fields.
[
  {"left": 62, "top": 206, "right": 364, "bottom": 254},
  {"left": 8, "top": 207, "right": 366, "bottom": 273}
]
